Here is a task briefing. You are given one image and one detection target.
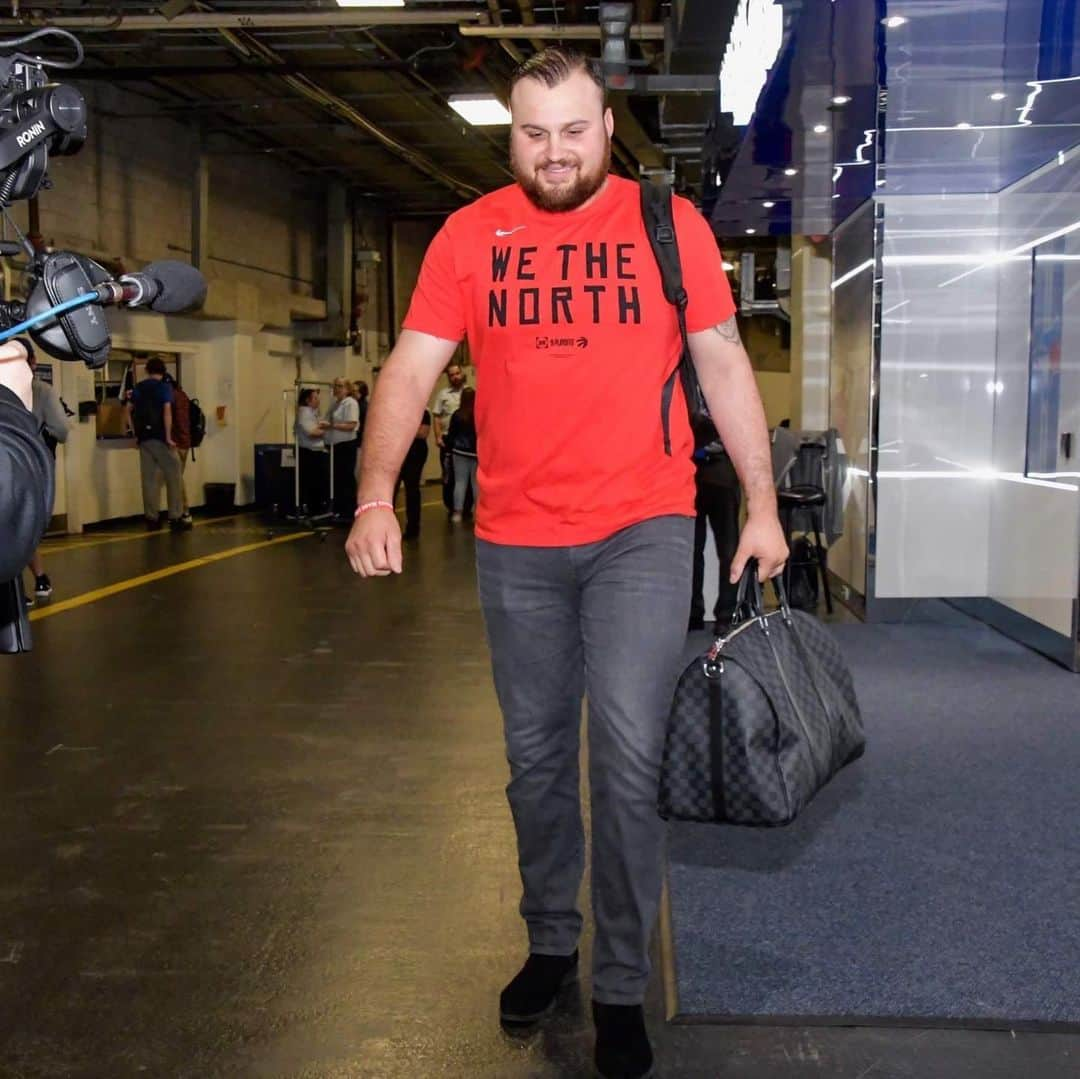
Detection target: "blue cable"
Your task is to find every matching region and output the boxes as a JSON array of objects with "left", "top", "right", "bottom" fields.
[{"left": 0, "top": 292, "right": 99, "bottom": 344}]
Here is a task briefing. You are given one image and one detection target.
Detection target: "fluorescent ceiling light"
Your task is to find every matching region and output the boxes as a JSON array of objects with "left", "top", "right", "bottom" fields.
[
  {"left": 784, "top": 167, "right": 798, "bottom": 176},
  {"left": 762, "top": 200, "right": 775, "bottom": 208},
  {"left": 831, "top": 95, "right": 852, "bottom": 105},
  {"left": 883, "top": 15, "right": 908, "bottom": 28},
  {"left": 449, "top": 94, "right": 511, "bottom": 126},
  {"left": 989, "top": 91, "right": 1007, "bottom": 101},
  {"left": 813, "top": 123, "right": 829, "bottom": 134},
  {"left": 745, "top": 228, "right": 757, "bottom": 235},
  {"left": 337, "top": 1, "right": 405, "bottom": 6}
]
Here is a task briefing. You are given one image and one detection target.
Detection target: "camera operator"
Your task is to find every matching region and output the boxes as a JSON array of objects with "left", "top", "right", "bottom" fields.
[{"left": 0, "top": 339, "right": 53, "bottom": 581}]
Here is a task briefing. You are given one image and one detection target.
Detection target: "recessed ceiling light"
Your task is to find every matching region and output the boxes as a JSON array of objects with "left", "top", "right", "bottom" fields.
[
  {"left": 955, "top": 121, "right": 973, "bottom": 129},
  {"left": 762, "top": 201, "right": 776, "bottom": 208},
  {"left": 813, "top": 123, "right": 829, "bottom": 134},
  {"left": 989, "top": 91, "right": 1007, "bottom": 101},
  {"left": 784, "top": 167, "right": 798, "bottom": 177},
  {"left": 448, "top": 94, "right": 511, "bottom": 126},
  {"left": 831, "top": 95, "right": 852, "bottom": 106},
  {"left": 883, "top": 15, "right": 908, "bottom": 28},
  {"left": 745, "top": 228, "right": 757, "bottom": 235}
]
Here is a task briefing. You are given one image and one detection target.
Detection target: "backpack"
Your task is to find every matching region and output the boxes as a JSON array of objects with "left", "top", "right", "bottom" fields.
[
  {"left": 131, "top": 382, "right": 165, "bottom": 443},
  {"left": 188, "top": 397, "right": 207, "bottom": 457},
  {"left": 639, "top": 180, "right": 719, "bottom": 454}
]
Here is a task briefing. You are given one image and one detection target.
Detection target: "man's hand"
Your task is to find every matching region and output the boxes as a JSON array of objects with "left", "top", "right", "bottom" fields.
[
  {"left": 730, "top": 510, "right": 789, "bottom": 584},
  {"left": 0, "top": 340, "right": 32, "bottom": 410},
  {"left": 345, "top": 507, "right": 403, "bottom": 577}
]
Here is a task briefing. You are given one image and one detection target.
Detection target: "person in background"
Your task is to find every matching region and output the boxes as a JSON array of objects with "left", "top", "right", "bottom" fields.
[
  {"left": 351, "top": 380, "right": 370, "bottom": 441},
  {"left": 446, "top": 386, "right": 478, "bottom": 524},
  {"left": 394, "top": 408, "right": 430, "bottom": 540},
  {"left": 324, "top": 376, "right": 359, "bottom": 520},
  {"left": 431, "top": 362, "right": 467, "bottom": 451},
  {"left": 0, "top": 339, "right": 53, "bottom": 631},
  {"left": 294, "top": 387, "right": 329, "bottom": 516},
  {"left": 125, "top": 357, "right": 190, "bottom": 532},
  {"left": 688, "top": 432, "right": 741, "bottom": 630},
  {"left": 21, "top": 340, "right": 68, "bottom": 602},
  {"left": 161, "top": 371, "right": 193, "bottom": 526},
  {"left": 351, "top": 380, "right": 370, "bottom": 483}
]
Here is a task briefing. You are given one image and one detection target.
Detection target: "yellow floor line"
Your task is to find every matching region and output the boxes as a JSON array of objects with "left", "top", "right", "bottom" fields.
[
  {"left": 29, "top": 532, "right": 308, "bottom": 622},
  {"left": 42, "top": 514, "right": 246, "bottom": 553}
]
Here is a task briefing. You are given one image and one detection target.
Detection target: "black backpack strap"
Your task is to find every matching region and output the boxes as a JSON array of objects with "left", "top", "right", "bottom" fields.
[{"left": 640, "top": 179, "right": 695, "bottom": 456}]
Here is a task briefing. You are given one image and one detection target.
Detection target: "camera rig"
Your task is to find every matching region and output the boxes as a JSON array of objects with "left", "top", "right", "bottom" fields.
[{"left": 0, "top": 27, "right": 179, "bottom": 369}]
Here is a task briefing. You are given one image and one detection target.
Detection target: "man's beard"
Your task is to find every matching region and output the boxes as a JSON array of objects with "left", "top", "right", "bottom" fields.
[{"left": 512, "top": 136, "right": 612, "bottom": 213}]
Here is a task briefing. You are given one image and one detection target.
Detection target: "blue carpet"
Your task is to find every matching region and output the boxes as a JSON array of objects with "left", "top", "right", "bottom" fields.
[{"left": 667, "top": 619, "right": 1080, "bottom": 1028}]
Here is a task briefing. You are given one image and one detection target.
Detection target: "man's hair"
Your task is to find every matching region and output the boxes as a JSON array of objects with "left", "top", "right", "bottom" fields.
[
  {"left": 509, "top": 46, "right": 605, "bottom": 101},
  {"left": 145, "top": 357, "right": 166, "bottom": 376}
]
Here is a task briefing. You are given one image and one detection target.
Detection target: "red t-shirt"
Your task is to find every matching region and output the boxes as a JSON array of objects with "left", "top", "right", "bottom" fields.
[{"left": 403, "top": 174, "right": 736, "bottom": 546}]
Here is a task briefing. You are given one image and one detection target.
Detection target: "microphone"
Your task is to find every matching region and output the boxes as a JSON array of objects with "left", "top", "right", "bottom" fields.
[{"left": 96, "top": 260, "right": 208, "bottom": 314}]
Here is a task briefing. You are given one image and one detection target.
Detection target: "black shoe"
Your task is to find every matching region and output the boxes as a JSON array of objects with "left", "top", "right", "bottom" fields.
[
  {"left": 593, "top": 1001, "right": 653, "bottom": 1079},
  {"left": 34, "top": 574, "right": 52, "bottom": 598},
  {"left": 687, "top": 617, "right": 705, "bottom": 632},
  {"left": 146, "top": 516, "right": 163, "bottom": 532},
  {"left": 169, "top": 516, "right": 193, "bottom": 532},
  {"left": 499, "top": 950, "right": 578, "bottom": 1024}
]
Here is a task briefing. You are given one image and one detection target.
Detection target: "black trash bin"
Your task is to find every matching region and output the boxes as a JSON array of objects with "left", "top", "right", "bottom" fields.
[{"left": 204, "top": 482, "right": 236, "bottom": 515}]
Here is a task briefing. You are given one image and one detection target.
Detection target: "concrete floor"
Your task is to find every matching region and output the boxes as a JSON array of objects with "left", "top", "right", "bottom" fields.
[{"left": 1, "top": 505, "right": 1077, "bottom": 1078}]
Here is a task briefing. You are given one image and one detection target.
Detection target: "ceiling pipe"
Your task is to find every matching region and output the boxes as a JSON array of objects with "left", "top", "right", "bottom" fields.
[
  {"left": 0, "top": 11, "right": 484, "bottom": 31},
  {"left": 458, "top": 23, "right": 665, "bottom": 41}
]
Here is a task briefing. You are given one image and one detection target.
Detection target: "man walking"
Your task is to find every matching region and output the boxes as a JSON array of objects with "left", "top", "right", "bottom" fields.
[{"left": 346, "top": 47, "right": 786, "bottom": 1079}]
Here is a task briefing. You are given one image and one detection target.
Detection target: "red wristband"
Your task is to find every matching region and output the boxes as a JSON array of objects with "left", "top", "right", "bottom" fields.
[{"left": 354, "top": 500, "right": 394, "bottom": 519}]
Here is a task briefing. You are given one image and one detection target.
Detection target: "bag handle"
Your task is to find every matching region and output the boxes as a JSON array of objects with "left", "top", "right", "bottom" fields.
[{"left": 732, "top": 558, "right": 793, "bottom": 623}]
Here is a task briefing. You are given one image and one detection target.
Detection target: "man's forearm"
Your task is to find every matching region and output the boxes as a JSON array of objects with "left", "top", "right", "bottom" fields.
[
  {"left": 691, "top": 319, "right": 777, "bottom": 516},
  {"left": 359, "top": 360, "right": 434, "bottom": 502}
]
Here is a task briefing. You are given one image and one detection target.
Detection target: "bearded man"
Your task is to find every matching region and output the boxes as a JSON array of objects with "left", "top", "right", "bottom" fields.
[{"left": 346, "top": 47, "right": 786, "bottom": 1079}]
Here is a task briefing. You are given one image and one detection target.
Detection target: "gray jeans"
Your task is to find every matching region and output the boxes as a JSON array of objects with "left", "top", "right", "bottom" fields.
[
  {"left": 139, "top": 440, "right": 183, "bottom": 520},
  {"left": 477, "top": 514, "right": 693, "bottom": 1004}
]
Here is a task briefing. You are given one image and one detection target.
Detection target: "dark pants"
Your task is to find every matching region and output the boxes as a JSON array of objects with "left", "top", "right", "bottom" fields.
[
  {"left": 331, "top": 440, "right": 357, "bottom": 518},
  {"left": 395, "top": 439, "right": 428, "bottom": 537},
  {"left": 298, "top": 447, "right": 328, "bottom": 516},
  {"left": 476, "top": 515, "right": 694, "bottom": 1004},
  {"left": 691, "top": 458, "right": 742, "bottom": 627}
]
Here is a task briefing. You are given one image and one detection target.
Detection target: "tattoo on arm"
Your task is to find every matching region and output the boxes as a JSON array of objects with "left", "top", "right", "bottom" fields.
[{"left": 712, "top": 315, "right": 742, "bottom": 346}]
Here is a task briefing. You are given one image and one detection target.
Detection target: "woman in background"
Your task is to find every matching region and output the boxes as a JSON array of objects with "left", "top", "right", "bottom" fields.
[
  {"left": 294, "top": 387, "right": 328, "bottom": 516},
  {"left": 446, "top": 387, "right": 477, "bottom": 525}
]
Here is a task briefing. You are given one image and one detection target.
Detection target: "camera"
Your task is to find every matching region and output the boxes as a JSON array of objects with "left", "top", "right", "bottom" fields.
[{"left": 0, "top": 28, "right": 205, "bottom": 652}]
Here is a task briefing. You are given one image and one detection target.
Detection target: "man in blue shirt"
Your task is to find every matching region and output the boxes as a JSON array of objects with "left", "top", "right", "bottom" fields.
[{"left": 125, "top": 357, "right": 190, "bottom": 532}]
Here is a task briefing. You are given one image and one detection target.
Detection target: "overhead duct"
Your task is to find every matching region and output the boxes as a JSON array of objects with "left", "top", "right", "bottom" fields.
[{"left": 0, "top": 10, "right": 484, "bottom": 31}]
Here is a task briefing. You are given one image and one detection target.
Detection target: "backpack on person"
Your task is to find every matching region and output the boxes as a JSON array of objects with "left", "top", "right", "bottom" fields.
[
  {"left": 188, "top": 397, "right": 207, "bottom": 458},
  {"left": 639, "top": 180, "right": 720, "bottom": 454},
  {"left": 131, "top": 383, "right": 166, "bottom": 443}
]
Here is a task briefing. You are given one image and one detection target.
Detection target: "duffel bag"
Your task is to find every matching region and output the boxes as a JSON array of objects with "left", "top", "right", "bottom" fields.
[{"left": 659, "top": 561, "right": 865, "bottom": 826}]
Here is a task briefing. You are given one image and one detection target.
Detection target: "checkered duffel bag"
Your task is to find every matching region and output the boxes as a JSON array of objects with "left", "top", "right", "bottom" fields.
[{"left": 659, "top": 563, "right": 865, "bottom": 826}]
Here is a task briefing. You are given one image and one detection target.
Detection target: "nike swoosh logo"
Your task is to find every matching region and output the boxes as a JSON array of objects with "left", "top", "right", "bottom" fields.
[{"left": 495, "top": 226, "right": 526, "bottom": 237}]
